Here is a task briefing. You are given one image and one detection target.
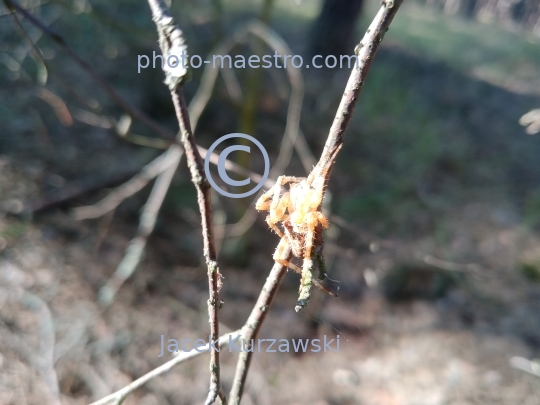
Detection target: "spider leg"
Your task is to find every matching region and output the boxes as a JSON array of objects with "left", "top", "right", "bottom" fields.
[
  {"left": 315, "top": 212, "right": 329, "bottom": 229},
  {"left": 278, "top": 176, "right": 304, "bottom": 185},
  {"left": 258, "top": 178, "right": 295, "bottom": 233},
  {"left": 256, "top": 199, "right": 271, "bottom": 211},
  {"left": 294, "top": 211, "right": 320, "bottom": 311},
  {"left": 273, "top": 237, "right": 302, "bottom": 273},
  {"left": 270, "top": 179, "right": 285, "bottom": 218},
  {"left": 255, "top": 187, "right": 275, "bottom": 211},
  {"left": 313, "top": 251, "right": 338, "bottom": 297},
  {"left": 290, "top": 255, "right": 336, "bottom": 298},
  {"left": 270, "top": 176, "right": 301, "bottom": 219},
  {"left": 275, "top": 237, "right": 322, "bottom": 306},
  {"left": 278, "top": 252, "right": 336, "bottom": 301},
  {"left": 274, "top": 191, "right": 291, "bottom": 221},
  {"left": 304, "top": 212, "right": 319, "bottom": 259},
  {"left": 315, "top": 250, "right": 327, "bottom": 281},
  {"left": 266, "top": 216, "right": 285, "bottom": 238},
  {"left": 313, "top": 279, "right": 338, "bottom": 297},
  {"left": 275, "top": 259, "right": 302, "bottom": 274}
]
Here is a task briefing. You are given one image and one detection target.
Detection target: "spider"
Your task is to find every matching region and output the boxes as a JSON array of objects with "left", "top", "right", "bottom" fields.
[{"left": 256, "top": 145, "right": 341, "bottom": 312}]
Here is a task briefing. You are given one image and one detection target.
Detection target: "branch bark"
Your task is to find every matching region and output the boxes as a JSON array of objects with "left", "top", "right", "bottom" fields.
[
  {"left": 228, "top": 246, "right": 292, "bottom": 405},
  {"left": 146, "top": 1, "right": 223, "bottom": 404},
  {"left": 314, "top": 0, "right": 405, "bottom": 186},
  {"left": 229, "top": 0, "right": 404, "bottom": 402}
]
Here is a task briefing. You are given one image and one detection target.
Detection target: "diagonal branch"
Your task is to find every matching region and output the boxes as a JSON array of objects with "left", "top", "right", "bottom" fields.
[
  {"left": 229, "top": 0, "right": 404, "bottom": 402},
  {"left": 229, "top": 246, "right": 292, "bottom": 405},
  {"left": 146, "top": 1, "right": 223, "bottom": 404},
  {"left": 312, "top": 0, "right": 405, "bottom": 188}
]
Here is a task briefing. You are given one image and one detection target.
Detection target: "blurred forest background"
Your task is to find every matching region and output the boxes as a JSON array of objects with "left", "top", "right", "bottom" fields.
[{"left": 1, "top": 0, "right": 540, "bottom": 404}]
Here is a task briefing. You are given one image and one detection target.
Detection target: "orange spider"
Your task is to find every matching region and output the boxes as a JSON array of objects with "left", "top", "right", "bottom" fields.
[{"left": 256, "top": 145, "right": 341, "bottom": 312}]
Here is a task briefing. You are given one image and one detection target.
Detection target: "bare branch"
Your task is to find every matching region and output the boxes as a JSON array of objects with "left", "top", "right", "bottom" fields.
[
  {"left": 219, "top": 21, "right": 311, "bottom": 239},
  {"left": 230, "top": 0, "right": 404, "bottom": 401},
  {"left": 89, "top": 330, "right": 241, "bottom": 405},
  {"left": 72, "top": 21, "right": 288, "bottom": 311},
  {"left": 314, "top": 0, "right": 405, "bottom": 187},
  {"left": 72, "top": 149, "right": 180, "bottom": 220},
  {"left": 146, "top": 1, "right": 223, "bottom": 404},
  {"left": 229, "top": 246, "right": 292, "bottom": 405}
]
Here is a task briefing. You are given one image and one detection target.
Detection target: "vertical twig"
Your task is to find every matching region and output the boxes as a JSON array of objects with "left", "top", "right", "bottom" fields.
[
  {"left": 229, "top": 247, "right": 292, "bottom": 405},
  {"left": 146, "top": 1, "right": 224, "bottom": 404},
  {"left": 98, "top": 146, "right": 182, "bottom": 305}
]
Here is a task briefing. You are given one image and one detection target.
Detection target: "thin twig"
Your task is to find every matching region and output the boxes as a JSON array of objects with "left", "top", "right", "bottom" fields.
[
  {"left": 72, "top": 149, "right": 180, "bottom": 220},
  {"left": 89, "top": 330, "right": 241, "bottom": 405},
  {"left": 74, "top": 22, "right": 270, "bottom": 308},
  {"left": 7, "top": 6, "right": 48, "bottom": 85},
  {"left": 6, "top": 0, "right": 274, "bottom": 182},
  {"left": 37, "top": 88, "right": 73, "bottom": 126},
  {"left": 420, "top": 254, "right": 483, "bottom": 272},
  {"left": 71, "top": 132, "right": 266, "bottom": 223},
  {"left": 229, "top": 0, "right": 404, "bottom": 402},
  {"left": 3, "top": 0, "right": 178, "bottom": 142},
  {"left": 314, "top": 0, "right": 404, "bottom": 187},
  {"left": 72, "top": 30, "right": 274, "bottom": 221},
  {"left": 189, "top": 20, "right": 308, "bottom": 185},
  {"left": 98, "top": 146, "right": 182, "bottom": 305},
  {"left": 146, "top": 1, "right": 223, "bottom": 404},
  {"left": 228, "top": 246, "right": 292, "bottom": 405}
]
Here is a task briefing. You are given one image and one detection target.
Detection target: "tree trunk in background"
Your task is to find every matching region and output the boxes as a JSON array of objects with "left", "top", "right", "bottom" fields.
[
  {"left": 308, "top": 0, "right": 364, "bottom": 58},
  {"left": 422, "top": 0, "right": 540, "bottom": 31}
]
